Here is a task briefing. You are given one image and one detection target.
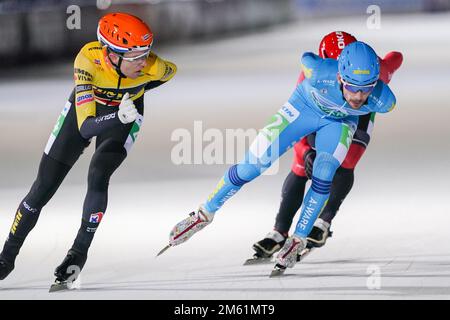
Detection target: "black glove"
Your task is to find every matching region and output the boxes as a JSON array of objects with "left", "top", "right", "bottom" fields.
[{"left": 303, "top": 149, "right": 316, "bottom": 180}]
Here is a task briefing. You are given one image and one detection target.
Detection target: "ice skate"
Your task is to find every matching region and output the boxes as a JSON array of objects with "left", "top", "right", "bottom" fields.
[
  {"left": 157, "top": 205, "right": 214, "bottom": 256},
  {"left": 49, "top": 249, "right": 87, "bottom": 292},
  {"left": 270, "top": 235, "right": 306, "bottom": 277},
  {"left": 244, "top": 230, "right": 286, "bottom": 265},
  {"left": 306, "top": 218, "right": 332, "bottom": 248}
]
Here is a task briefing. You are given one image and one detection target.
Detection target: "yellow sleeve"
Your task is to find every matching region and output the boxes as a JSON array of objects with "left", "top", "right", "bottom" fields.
[
  {"left": 159, "top": 59, "right": 177, "bottom": 82},
  {"left": 147, "top": 54, "right": 177, "bottom": 82},
  {"left": 73, "top": 50, "right": 96, "bottom": 130}
]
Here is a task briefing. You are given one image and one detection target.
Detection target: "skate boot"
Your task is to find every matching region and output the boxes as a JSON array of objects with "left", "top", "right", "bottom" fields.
[
  {"left": 169, "top": 205, "right": 214, "bottom": 247},
  {"left": 0, "top": 256, "right": 14, "bottom": 280},
  {"left": 49, "top": 249, "right": 87, "bottom": 292},
  {"left": 243, "top": 230, "right": 287, "bottom": 265},
  {"left": 271, "top": 235, "right": 306, "bottom": 277},
  {"left": 306, "top": 218, "right": 332, "bottom": 249},
  {"left": 253, "top": 230, "right": 286, "bottom": 259}
]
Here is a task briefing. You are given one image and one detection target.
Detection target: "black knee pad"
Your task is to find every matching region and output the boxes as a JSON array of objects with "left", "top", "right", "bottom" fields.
[{"left": 333, "top": 166, "right": 355, "bottom": 187}]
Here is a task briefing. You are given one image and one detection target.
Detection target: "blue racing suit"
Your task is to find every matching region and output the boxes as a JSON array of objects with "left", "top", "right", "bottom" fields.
[{"left": 204, "top": 52, "right": 396, "bottom": 238}]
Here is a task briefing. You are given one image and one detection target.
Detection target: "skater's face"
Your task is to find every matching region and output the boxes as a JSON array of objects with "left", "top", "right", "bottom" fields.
[
  {"left": 108, "top": 51, "right": 149, "bottom": 79},
  {"left": 337, "top": 74, "right": 373, "bottom": 109}
]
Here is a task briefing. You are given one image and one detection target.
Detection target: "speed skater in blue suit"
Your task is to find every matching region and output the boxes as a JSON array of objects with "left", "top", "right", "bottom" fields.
[{"left": 163, "top": 41, "right": 397, "bottom": 273}]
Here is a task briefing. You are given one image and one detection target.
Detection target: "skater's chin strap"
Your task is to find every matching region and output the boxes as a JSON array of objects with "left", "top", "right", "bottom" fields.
[
  {"left": 104, "top": 49, "right": 126, "bottom": 107},
  {"left": 106, "top": 48, "right": 127, "bottom": 79}
]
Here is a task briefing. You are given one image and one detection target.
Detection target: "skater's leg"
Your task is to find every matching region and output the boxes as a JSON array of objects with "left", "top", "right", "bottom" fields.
[
  {"left": 274, "top": 173, "right": 308, "bottom": 235},
  {"left": 273, "top": 136, "right": 312, "bottom": 233},
  {"left": 319, "top": 166, "right": 354, "bottom": 223},
  {"left": 168, "top": 102, "right": 319, "bottom": 247},
  {"left": 307, "top": 114, "right": 372, "bottom": 246},
  {"left": 306, "top": 166, "right": 355, "bottom": 248},
  {"left": 53, "top": 140, "right": 127, "bottom": 282},
  {"left": 0, "top": 155, "right": 71, "bottom": 277},
  {"left": 204, "top": 102, "right": 317, "bottom": 214},
  {"left": 276, "top": 117, "right": 357, "bottom": 268},
  {"left": 71, "top": 139, "right": 127, "bottom": 255},
  {"left": 55, "top": 107, "right": 144, "bottom": 281},
  {"left": 319, "top": 114, "right": 372, "bottom": 224},
  {"left": 274, "top": 148, "right": 344, "bottom": 268},
  {"left": 293, "top": 118, "right": 357, "bottom": 238},
  {"left": 0, "top": 96, "right": 88, "bottom": 279},
  {"left": 250, "top": 172, "right": 307, "bottom": 258},
  {"left": 251, "top": 137, "right": 311, "bottom": 259}
]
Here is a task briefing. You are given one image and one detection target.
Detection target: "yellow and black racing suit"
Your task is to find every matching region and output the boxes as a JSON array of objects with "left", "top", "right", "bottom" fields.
[{"left": 0, "top": 41, "right": 176, "bottom": 279}]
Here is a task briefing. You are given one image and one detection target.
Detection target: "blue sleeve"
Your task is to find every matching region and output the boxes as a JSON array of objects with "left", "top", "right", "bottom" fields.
[
  {"left": 376, "top": 83, "right": 396, "bottom": 113},
  {"left": 300, "top": 52, "right": 322, "bottom": 83}
]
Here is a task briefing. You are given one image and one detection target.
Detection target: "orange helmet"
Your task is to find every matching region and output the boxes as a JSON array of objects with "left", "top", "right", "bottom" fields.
[{"left": 97, "top": 12, "right": 153, "bottom": 54}]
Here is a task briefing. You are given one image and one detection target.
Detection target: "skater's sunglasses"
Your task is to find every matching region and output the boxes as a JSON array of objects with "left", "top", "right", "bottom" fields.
[
  {"left": 341, "top": 78, "right": 377, "bottom": 94},
  {"left": 120, "top": 50, "right": 151, "bottom": 62}
]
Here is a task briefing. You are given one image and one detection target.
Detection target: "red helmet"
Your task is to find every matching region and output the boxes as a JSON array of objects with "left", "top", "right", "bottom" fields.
[
  {"left": 318, "top": 31, "right": 357, "bottom": 59},
  {"left": 97, "top": 12, "right": 153, "bottom": 54}
]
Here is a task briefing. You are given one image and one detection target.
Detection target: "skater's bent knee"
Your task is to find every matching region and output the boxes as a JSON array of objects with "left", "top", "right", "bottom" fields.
[
  {"left": 233, "top": 163, "right": 263, "bottom": 185},
  {"left": 312, "top": 152, "right": 340, "bottom": 182}
]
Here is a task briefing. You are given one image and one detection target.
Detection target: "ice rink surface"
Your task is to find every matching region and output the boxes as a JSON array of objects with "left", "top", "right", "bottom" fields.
[{"left": 1, "top": 13, "right": 450, "bottom": 299}]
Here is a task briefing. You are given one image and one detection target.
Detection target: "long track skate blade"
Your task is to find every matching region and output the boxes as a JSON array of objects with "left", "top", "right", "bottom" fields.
[
  {"left": 243, "top": 257, "right": 272, "bottom": 266},
  {"left": 49, "top": 281, "right": 70, "bottom": 293},
  {"left": 269, "top": 265, "right": 286, "bottom": 278},
  {"left": 156, "top": 244, "right": 171, "bottom": 257}
]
